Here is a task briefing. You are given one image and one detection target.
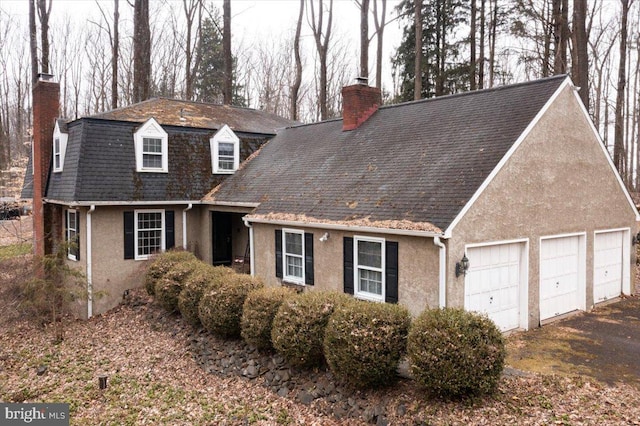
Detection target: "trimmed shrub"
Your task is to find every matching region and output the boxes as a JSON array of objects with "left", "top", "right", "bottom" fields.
[
  {"left": 154, "top": 259, "right": 201, "bottom": 312},
  {"left": 198, "top": 273, "right": 264, "bottom": 338},
  {"left": 407, "top": 308, "right": 506, "bottom": 399},
  {"left": 324, "top": 300, "right": 411, "bottom": 389},
  {"left": 241, "top": 286, "right": 298, "bottom": 351},
  {"left": 144, "top": 250, "right": 197, "bottom": 295},
  {"left": 178, "top": 265, "right": 233, "bottom": 327},
  {"left": 271, "top": 291, "right": 352, "bottom": 369}
]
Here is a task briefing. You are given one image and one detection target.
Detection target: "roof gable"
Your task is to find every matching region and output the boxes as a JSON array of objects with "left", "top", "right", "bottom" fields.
[{"left": 208, "top": 76, "right": 570, "bottom": 231}]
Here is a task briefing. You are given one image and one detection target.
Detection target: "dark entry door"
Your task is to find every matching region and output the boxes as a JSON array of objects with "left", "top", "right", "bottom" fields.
[{"left": 212, "top": 212, "right": 232, "bottom": 266}]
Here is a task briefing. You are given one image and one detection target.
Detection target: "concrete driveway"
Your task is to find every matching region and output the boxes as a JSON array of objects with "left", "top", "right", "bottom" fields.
[{"left": 506, "top": 296, "right": 640, "bottom": 387}]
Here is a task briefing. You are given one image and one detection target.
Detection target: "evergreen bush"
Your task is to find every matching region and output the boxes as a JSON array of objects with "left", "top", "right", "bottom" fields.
[
  {"left": 324, "top": 300, "right": 411, "bottom": 388},
  {"left": 198, "top": 273, "right": 264, "bottom": 338},
  {"left": 407, "top": 308, "right": 505, "bottom": 399},
  {"left": 144, "top": 250, "right": 197, "bottom": 296},
  {"left": 178, "top": 265, "right": 233, "bottom": 327},
  {"left": 154, "top": 259, "right": 201, "bottom": 312},
  {"left": 241, "top": 286, "right": 297, "bottom": 351},
  {"left": 271, "top": 291, "right": 351, "bottom": 369}
]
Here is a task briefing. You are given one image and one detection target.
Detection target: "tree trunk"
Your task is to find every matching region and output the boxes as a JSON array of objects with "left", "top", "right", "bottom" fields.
[
  {"left": 112, "top": 0, "right": 119, "bottom": 109},
  {"left": 37, "top": 0, "right": 52, "bottom": 74},
  {"left": 414, "top": 0, "right": 422, "bottom": 100},
  {"left": 360, "top": 0, "right": 370, "bottom": 79},
  {"left": 572, "top": 0, "right": 589, "bottom": 109},
  {"left": 133, "top": 0, "right": 151, "bottom": 103},
  {"left": 29, "top": 0, "right": 38, "bottom": 85},
  {"left": 372, "top": 0, "right": 387, "bottom": 90},
  {"left": 489, "top": 0, "right": 497, "bottom": 87},
  {"left": 479, "top": 0, "right": 486, "bottom": 89},
  {"left": 223, "top": 0, "right": 232, "bottom": 105},
  {"left": 309, "top": 0, "right": 334, "bottom": 120},
  {"left": 291, "top": 0, "right": 304, "bottom": 121},
  {"left": 470, "top": 0, "right": 477, "bottom": 91},
  {"left": 613, "top": 0, "right": 631, "bottom": 176}
]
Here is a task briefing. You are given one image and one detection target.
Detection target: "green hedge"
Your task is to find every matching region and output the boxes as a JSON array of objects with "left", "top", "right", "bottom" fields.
[
  {"left": 144, "top": 250, "right": 197, "bottom": 296},
  {"left": 271, "top": 291, "right": 351, "bottom": 369},
  {"left": 154, "top": 259, "right": 201, "bottom": 312},
  {"left": 324, "top": 300, "right": 411, "bottom": 388},
  {"left": 407, "top": 308, "right": 505, "bottom": 399},
  {"left": 178, "top": 265, "right": 233, "bottom": 327},
  {"left": 198, "top": 273, "right": 264, "bottom": 338},
  {"left": 241, "top": 286, "right": 297, "bottom": 351}
]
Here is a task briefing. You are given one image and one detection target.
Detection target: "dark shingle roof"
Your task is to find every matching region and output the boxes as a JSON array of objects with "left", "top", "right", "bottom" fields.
[
  {"left": 46, "top": 118, "right": 269, "bottom": 202},
  {"left": 208, "top": 76, "right": 567, "bottom": 231},
  {"left": 92, "top": 98, "right": 295, "bottom": 135},
  {"left": 20, "top": 151, "right": 33, "bottom": 199}
]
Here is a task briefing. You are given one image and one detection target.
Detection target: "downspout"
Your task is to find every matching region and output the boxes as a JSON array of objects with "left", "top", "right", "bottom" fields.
[
  {"left": 434, "top": 236, "right": 446, "bottom": 308},
  {"left": 242, "top": 217, "right": 255, "bottom": 276},
  {"left": 86, "top": 205, "right": 95, "bottom": 318},
  {"left": 182, "top": 203, "right": 193, "bottom": 250}
]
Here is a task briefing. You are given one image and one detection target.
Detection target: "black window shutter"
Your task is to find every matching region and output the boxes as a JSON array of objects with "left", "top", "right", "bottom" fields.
[
  {"left": 165, "top": 210, "right": 175, "bottom": 249},
  {"left": 385, "top": 241, "right": 399, "bottom": 304},
  {"left": 275, "top": 229, "right": 283, "bottom": 278},
  {"left": 75, "top": 213, "right": 80, "bottom": 260},
  {"left": 64, "top": 210, "right": 69, "bottom": 241},
  {"left": 304, "top": 233, "right": 314, "bottom": 285},
  {"left": 124, "top": 211, "right": 135, "bottom": 259},
  {"left": 343, "top": 237, "right": 354, "bottom": 294}
]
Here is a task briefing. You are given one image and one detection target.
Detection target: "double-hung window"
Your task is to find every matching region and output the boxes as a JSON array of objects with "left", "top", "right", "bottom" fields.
[
  {"left": 134, "top": 118, "right": 168, "bottom": 172},
  {"left": 54, "top": 137, "right": 62, "bottom": 170},
  {"left": 135, "top": 210, "right": 164, "bottom": 259},
  {"left": 344, "top": 236, "right": 398, "bottom": 303},
  {"left": 354, "top": 236, "right": 385, "bottom": 302},
  {"left": 211, "top": 124, "right": 240, "bottom": 174},
  {"left": 142, "top": 137, "right": 163, "bottom": 169},
  {"left": 65, "top": 209, "right": 79, "bottom": 261},
  {"left": 283, "top": 229, "right": 305, "bottom": 284}
]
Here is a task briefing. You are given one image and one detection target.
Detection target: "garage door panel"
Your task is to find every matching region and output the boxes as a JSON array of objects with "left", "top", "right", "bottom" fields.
[
  {"left": 594, "top": 231, "right": 624, "bottom": 303},
  {"left": 465, "top": 242, "right": 524, "bottom": 331},
  {"left": 540, "top": 236, "right": 581, "bottom": 321}
]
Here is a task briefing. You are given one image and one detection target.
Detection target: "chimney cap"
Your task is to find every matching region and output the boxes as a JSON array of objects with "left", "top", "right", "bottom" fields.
[
  {"left": 355, "top": 76, "right": 368, "bottom": 85},
  {"left": 38, "top": 73, "right": 54, "bottom": 82}
]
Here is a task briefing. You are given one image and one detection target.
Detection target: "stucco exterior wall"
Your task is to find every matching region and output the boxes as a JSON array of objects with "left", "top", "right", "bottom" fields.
[
  {"left": 448, "top": 84, "right": 638, "bottom": 328},
  {"left": 252, "top": 223, "right": 440, "bottom": 316},
  {"left": 85, "top": 205, "right": 185, "bottom": 317}
]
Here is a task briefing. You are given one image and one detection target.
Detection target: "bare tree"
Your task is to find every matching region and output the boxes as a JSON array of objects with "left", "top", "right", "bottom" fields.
[
  {"left": 414, "top": 0, "right": 422, "bottom": 100},
  {"left": 291, "top": 0, "right": 304, "bottom": 120},
  {"left": 29, "top": 0, "right": 38, "bottom": 85},
  {"left": 309, "top": 0, "right": 334, "bottom": 120},
  {"left": 470, "top": 0, "right": 477, "bottom": 90},
  {"left": 552, "top": 0, "right": 569, "bottom": 74},
  {"left": 572, "top": 0, "right": 589, "bottom": 109},
  {"left": 223, "top": 0, "right": 232, "bottom": 105},
  {"left": 356, "top": 0, "right": 370, "bottom": 79},
  {"left": 36, "top": 0, "right": 52, "bottom": 74},
  {"left": 94, "top": 0, "right": 120, "bottom": 109},
  {"left": 613, "top": 0, "right": 634, "bottom": 176},
  {"left": 371, "top": 0, "right": 387, "bottom": 90},
  {"left": 133, "top": 0, "right": 151, "bottom": 102},
  {"left": 183, "top": 0, "right": 203, "bottom": 100}
]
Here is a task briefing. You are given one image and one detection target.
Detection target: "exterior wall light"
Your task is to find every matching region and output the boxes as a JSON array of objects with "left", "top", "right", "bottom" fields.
[
  {"left": 455, "top": 254, "right": 469, "bottom": 277},
  {"left": 319, "top": 232, "right": 329, "bottom": 242}
]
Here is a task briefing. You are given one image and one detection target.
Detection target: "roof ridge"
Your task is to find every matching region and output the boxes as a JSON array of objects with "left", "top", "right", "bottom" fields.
[{"left": 379, "top": 74, "right": 568, "bottom": 111}]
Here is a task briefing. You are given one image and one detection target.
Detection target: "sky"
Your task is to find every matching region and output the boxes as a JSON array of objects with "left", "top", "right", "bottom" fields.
[{"left": 2, "top": 0, "right": 406, "bottom": 91}]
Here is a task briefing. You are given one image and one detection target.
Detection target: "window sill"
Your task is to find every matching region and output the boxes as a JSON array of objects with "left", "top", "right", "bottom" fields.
[
  {"left": 213, "top": 170, "right": 236, "bottom": 175},
  {"left": 354, "top": 292, "right": 384, "bottom": 303},
  {"left": 137, "top": 169, "right": 168, "bottom": 173},
  {"left": 67, "top": 255, "right": 78, "bottom": 261}
]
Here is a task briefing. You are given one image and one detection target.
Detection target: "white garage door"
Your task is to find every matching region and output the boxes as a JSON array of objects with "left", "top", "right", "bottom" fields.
[
  {"left": 465, "top": 242, "right": 524, "bottom": 331},
  {"left": 540, "top": 235, "right": 582, "bottom": 321},
  {"left": 594, "top": 231, "right": 624, "bottom": 303}
]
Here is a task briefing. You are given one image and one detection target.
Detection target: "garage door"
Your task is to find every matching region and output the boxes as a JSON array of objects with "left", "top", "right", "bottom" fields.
[
  {"left": 540, "top": 235, "right": 582, "bottom": 321},
  {"left": 594, "top": 231, "right": 624, "bottom": 303},
  {"left": 465, "top": 242, "right": 524, "bottom": 331}
]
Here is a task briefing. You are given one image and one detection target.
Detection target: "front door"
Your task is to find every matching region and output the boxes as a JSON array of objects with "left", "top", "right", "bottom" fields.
[{"left": 212, "top": 212, "right": 232, "bottom": 266}]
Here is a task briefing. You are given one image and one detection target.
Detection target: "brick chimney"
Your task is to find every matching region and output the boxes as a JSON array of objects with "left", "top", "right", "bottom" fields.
[
  {"left": 342, "top": 77, "right": 382, "bottom": 131},
  {"left": 32, "top": 74, "right": 60, "bottom": 258}
]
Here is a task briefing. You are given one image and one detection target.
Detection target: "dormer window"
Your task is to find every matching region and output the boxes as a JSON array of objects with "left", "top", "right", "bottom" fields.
[
  {"left": 52, "top": 121, "right": 68, "bottom": 173},
  {"left": 211, "top": 124, "right": 239, "bottom": 174},
  {"left": 134, "top": 118, "right": 168, "bottom": 173}
]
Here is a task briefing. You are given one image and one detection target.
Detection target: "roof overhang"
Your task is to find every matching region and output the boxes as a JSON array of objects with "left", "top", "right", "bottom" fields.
[
  {"left": 44, "top": 199, "right": 204, "bottom": 207},
  {"left": 245, "top": 215, "right": 444, "bottom": 238}
]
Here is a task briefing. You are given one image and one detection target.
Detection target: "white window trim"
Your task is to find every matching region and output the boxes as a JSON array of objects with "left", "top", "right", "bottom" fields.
[
  {"left": 52, "top": 122, "right": 68, "bottom": 173},
  {"left": 282, "top": 228, "right": 305, "bottom": 285},
  {"left": 354, "top": 235, "right": 385, "bottom": 302},
  {"left": 134, "top": 209, "right": 165, "bottom": 260},
  {"left": 211, "top": 124, "right": 240, "bottom": 174},
  {"left": 134, "top": 118, "right": 168, "bottom": 173},
  {"left": 66, "top": 209, "right": 79, "bottom": 261}
]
